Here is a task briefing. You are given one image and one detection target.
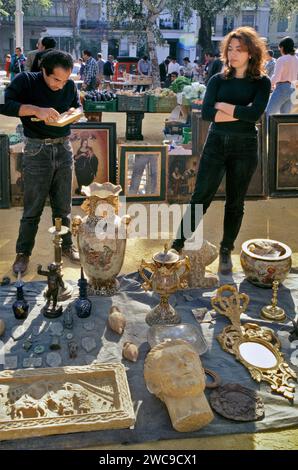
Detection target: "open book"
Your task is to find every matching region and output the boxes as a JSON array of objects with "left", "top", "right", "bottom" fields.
[{"left": 31, "top": 108, "right": 83, "bottom": 127}]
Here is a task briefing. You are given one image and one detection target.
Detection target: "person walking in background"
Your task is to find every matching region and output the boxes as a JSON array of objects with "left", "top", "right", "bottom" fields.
[
  {"left": 103, "top": 55, "right": 114, "bottom": 82},
  {"left": 182, "top": 57, "right": 193, "bottom": 79},
  {"left": 10, "top": 47, "right": 26, "bottom": 79},
  {"left": 4, "top": 54, "right": 11, "bottom": 78},
  {"left": 266, "top": 37, "right": 298, "bottom": 117},
  {"left": 137, "top": 55, "right": 152, "bottom": 91},
  {"left": 82, "top": 50, "right": 98, "bottom": 91},
  {"left": 159, "top": 58, "right": 170, "bottom": 86},
  {"left": 206, "top": 52, "right": 224, "bottom": 83},
  {"left": 171, "top": 26, "right": 271, "bottom": 275},
  {"left": 168, "top": 57, "right": 180, "bottom": 76},
  {"left": 25, "top": 38, "right": 42, "bottom": 72},
  {"left": 203, "top": 52, "right": 214, "bottom": 84},
  {"left": 96, "top": 53, "right": 105, "bottom": 85},
  {"left": 30, "top": 37, "right": 57, "bottom": 72},
  {"left": 265, "top": 49, "right": 276, "bottom": 79},
  {"left": 78, "top": 58, "right": 85, "bottom": 81}
]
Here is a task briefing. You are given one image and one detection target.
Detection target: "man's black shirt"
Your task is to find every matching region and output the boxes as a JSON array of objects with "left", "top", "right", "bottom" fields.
[{"left": 0, "top": 71, "right": 80, "bottom": 138}]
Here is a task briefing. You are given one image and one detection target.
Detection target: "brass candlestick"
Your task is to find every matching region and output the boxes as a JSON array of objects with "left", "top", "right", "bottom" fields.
[
  {"left": 261, "top": 280, "right": 286, "bottom": 322},
  {"left": 48, "top": 217, "right": 73, "bottom": 301}
]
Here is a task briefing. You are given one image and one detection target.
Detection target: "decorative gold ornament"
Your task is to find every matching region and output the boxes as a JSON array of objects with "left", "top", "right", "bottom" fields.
[
  {"left": 139, "top": 244, "right": 190, "bottom": 325},
  {"left": 211, "top": 284, "right": 296, "bottom": 400},
  {"left": 261, "top": 280, "right": 286, "bottom": 322}
]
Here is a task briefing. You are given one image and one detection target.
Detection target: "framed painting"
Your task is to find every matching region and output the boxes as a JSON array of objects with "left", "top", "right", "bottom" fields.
[
  {"left": 167, "top": 153, "right": 198, "bottom": 204},
  {"left": 268, "top": 114, "right": 298, "bottom": 197},
  {"left": 70, "top": 122, "right": 116, "bottom": 205},
  {"left": 118, "top": 145, "right": 167, "bottom": 202}
]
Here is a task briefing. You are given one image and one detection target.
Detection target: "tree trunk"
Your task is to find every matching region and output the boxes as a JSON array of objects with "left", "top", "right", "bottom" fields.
[
  {"left": 146, "top": 24, "right": 160, "bottom": 89},
  {"left": 198, "top": 15, "right": 213, "bottom": 61}
]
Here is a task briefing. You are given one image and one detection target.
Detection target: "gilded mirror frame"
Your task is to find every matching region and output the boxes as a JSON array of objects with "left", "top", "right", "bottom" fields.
[{"left": 212, "top": 285, "right": 297, "bottom": 400}]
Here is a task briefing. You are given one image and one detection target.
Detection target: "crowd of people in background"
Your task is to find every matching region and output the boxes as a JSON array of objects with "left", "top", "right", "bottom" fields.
[{"left": 2, "top": 34, "right": 298, "bottom": 116}]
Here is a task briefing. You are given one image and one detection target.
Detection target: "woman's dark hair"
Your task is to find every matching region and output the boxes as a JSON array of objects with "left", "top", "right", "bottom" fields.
[
  {"left": 221, "top": 26, "right": 266, "bottom": 80},
  {"left": 41, "top": 36, "right": 57, "bottom": 50},
  {"left": 41, "top": 50, "right": 74, "bottom": 75},
  {"left": 279, "top": 37, "right": 295, "bottom": 55}
]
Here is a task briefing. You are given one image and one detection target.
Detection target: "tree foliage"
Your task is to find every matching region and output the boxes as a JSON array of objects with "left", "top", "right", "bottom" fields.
[{"left": 0, "top": 0, "right": 51, "bottom": 16}]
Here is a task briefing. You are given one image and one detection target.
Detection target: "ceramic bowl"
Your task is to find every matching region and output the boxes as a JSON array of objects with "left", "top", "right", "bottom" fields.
[{"left": 240, "top": 238, "right": 292, "bottom": 288}]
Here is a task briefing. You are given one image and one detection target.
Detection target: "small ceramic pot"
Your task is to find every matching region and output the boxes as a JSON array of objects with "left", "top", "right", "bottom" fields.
[{"left": 240, "top": 238, "right": 292, "bottom": 288}]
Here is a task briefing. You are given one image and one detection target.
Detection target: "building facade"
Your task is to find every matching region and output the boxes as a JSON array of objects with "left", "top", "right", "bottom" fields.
[{"left": 0, "top": 0, "right": 297, "bottom": 66}]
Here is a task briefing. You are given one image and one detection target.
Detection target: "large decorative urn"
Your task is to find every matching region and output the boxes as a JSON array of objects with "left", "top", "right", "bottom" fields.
[
  {"left": 72, "top": 182, "right": 131, "bottom": 295},
  {"left": 240, "top": 239, "right": 292, "bottom": 288},
  {"left": 139, "top": 245, "right": 190, "bottom": 326}
]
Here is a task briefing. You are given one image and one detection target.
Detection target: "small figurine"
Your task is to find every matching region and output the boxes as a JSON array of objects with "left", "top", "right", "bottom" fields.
[
  {"left": 37, "top": 263, "right": 64, "bottom": 318},
  {"left": 108, "top": 306, "right": 126, "bottom": 334},
  {"left": 68, "top": 340, "right": 78, "bottom": 358},
  {"left": 63, "top": 305, "right": 74, "bottom": 329},
  {"left": 74, "top": 267, "right": 92, "bottom": 318},
  {"left": 12, "top": 273, "right": 29, "bottom": 320}
]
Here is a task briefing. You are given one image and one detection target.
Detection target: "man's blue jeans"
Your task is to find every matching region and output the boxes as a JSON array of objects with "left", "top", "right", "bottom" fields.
[
  {"left": 173, "top": 131, "right": 258, "bottom": 251},
  {"left": 16, "top": 138, "right": 73, "bottom": 255}
]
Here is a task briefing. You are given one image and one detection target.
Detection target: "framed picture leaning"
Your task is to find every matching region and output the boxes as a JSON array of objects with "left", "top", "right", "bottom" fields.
[{"left": 70, "top": 122, "right": 116, "bottom": 205}]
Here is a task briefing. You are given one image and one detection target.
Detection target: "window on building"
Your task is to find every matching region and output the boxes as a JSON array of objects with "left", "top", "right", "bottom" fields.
[
  {"left": 277, "top": 18, "right": 288, "bottom": 33},
  {"left": 223, "top": 16, "right": 234, "bottom": 36},
  {"left": 242, "top": 13, "right": 255, "bottom": 28},
  {"left": 295, "top": 15, "right": 298, "bottom": 32}
]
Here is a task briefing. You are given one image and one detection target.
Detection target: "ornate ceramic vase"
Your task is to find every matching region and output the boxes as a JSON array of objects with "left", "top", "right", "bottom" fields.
[
  {"left": 72, "top": 183, "right": 131, "bottom": 296},
  {"left": 139, "top": 245, "right": 190, "bottom": 326},
  {"left": 240, "top": 239, "right": 292, "bottom": 288}
]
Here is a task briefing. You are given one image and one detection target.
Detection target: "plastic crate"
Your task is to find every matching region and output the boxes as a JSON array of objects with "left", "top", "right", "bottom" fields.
[
  {"left": 148, "top": 95, "right": 177, "bottom": 113},
  {"left": 117, "top": 94, "right": 148, "bottom": 112},
  {"left": 83, "top": 99, "right": 117, "bottom": 112}
]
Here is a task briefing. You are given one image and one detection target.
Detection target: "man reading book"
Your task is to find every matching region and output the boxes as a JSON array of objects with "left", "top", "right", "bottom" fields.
[{"left": 0, "top": 50, "right": 81, "bottom": 275}]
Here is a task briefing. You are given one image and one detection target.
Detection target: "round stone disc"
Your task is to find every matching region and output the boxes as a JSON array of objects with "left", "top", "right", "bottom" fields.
[{"left": 46, "top": 352, "right": 62, "bottom": 367}]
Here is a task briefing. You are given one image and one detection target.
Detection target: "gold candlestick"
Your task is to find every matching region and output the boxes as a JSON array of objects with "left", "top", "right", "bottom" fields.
[
  {"left": 261, "top": 280, "right": 286, "bottom": 322},
  {"left": 47, "top": 217, "right": 73, "bottom": 301}
]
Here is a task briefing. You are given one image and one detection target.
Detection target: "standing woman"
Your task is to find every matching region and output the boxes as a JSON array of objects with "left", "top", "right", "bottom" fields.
[
  {"left": 171, "top": 26, "right": 271, "bottom": 274},
  {"left": 266, "top": 37, "right": 298, "bottom": 116}
]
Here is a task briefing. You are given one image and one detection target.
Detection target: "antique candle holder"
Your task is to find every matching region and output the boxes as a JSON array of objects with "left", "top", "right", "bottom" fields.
[
  {"left": 48, "top": 217, "right": 73, "bottom": 301},
  {"left": 261, "top": 280, "right": 286, "bottom": 322},
  {"left": 139, "top": 244, "right": 190, "bottom": 326}
]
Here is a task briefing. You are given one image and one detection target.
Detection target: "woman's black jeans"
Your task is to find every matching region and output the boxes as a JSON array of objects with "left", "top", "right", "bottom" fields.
[{"left": 173, "top": 131, "right": 258, "bottom": 252}]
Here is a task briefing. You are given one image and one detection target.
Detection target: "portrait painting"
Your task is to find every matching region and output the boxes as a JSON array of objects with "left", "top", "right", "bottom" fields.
[
  {"left": 118, "top": 145, "right": 167, "bottom": 202},
  {"left": 70, "top": 123, "right": 116, "bottom": 204},
  {"left": 269, "top": 115, "right": 298, "bottom": 197}
]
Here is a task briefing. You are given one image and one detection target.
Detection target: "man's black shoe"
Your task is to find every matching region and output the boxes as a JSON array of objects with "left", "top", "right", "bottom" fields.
[
  {"left": 62, "top": 246, "right": 80, "bottom": 263},
  {"left": 218, "top": 248, "right": 233, "bottom": 274},
  {"left": 12, "top": 253, "right": 30, "bottom": 276}
]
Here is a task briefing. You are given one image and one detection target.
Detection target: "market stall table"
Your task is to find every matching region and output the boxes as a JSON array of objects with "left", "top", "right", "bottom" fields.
[{"left": 0, "top": 272, "right": 297, "bottom": 449}]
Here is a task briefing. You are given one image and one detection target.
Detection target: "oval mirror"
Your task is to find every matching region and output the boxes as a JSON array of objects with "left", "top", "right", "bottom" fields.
[{"left": 239, "top": 341, "right": 278, "bottom": 369}]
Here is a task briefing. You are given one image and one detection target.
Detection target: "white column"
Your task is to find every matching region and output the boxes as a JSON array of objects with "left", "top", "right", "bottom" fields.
[
  {"left": 101, "top": 40, "right": 109, "bottom": 60},
  {"left": 15, "top": 0, "right": 24, "bottom": 50}
]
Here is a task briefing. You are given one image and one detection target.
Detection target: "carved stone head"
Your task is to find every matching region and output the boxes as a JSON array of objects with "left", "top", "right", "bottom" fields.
[{"left": 144, "top": 339, "right": 214, "bottom": 432}]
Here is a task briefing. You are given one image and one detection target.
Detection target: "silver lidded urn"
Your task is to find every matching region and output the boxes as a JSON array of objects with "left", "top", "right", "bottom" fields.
[{"left": 72, "top": 182, "right": 131, "bottom": 296}]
